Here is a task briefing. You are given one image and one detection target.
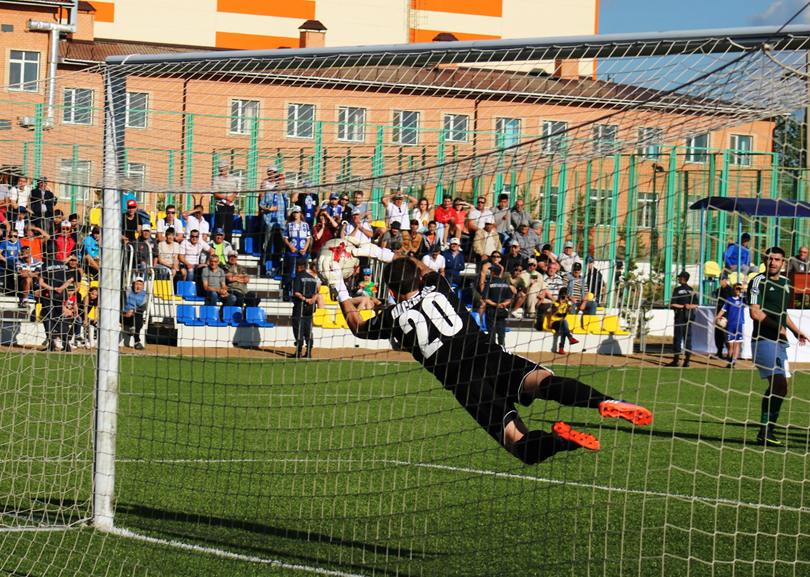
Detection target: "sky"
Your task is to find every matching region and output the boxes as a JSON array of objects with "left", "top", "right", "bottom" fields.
[{"left": 599, "top": 0, "right": 810, "bottom": 35}]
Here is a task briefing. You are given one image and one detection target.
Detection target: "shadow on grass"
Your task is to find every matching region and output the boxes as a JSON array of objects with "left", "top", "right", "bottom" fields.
[
  {"left": 656, "top": 418, "right": 810, "bottom": 452},
  {"left": 114, "top": 501, "right": 433, "bottom": 576}
]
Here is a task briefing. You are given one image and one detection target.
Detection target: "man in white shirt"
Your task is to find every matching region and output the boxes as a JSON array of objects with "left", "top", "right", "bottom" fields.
[
  {"left": 7, "top": 176, "right": 30, "bottom": 222},
  {"left": 557, "top": 241, "right": 581, "bottom": 273},
  {"left": 382, "top": 191, "right": 416, "bottom": 230},
  {"left": 183, "top": 204, "right": 210, "bottom": 242},
  {"left": 342, "top": 208, "right": 374, "bottom": 241},
  {"left": 178, "top": 229, "right": 212, "bottom": 282},
  {"left": 213, "top": 159, "right": 238, "bottom": 243},
  {"left": 157, "top": 205, "right": 185, "bottom": 242},
  {"left": 467, "top": 196, "right": 494, "bottom": 236},
  {"left": 421, "top": 244, "right": 446, "bottom": 275}
]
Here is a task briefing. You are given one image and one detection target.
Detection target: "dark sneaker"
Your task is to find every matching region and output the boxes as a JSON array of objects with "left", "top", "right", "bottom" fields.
[
  {"left": 681, "top": 361, "right": 691, "bottom": 368},
  {"left": 757, "top": 431, "right": 784, "bottom": 447},
  {"left": 552, "top": 421, "right": 600, "bottom": 451},
  {"left": 665, "top": 359, "right": 679, "bottom": 367},
  {"left": 599, "top": 400, "right": 653, "bottom": 426},
  {"left": 134, "top": 342, "right": 145, "bottom": 351}
]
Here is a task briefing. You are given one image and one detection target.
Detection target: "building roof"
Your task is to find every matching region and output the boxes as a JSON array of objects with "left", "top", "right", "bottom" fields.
[{"left": 60, "top": 38, "right": 231, "bottom": 63}]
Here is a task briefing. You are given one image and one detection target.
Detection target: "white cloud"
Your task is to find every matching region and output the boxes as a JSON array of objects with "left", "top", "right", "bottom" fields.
[{"left": 748, "top": 0, "right": 810, "bottom": 26}]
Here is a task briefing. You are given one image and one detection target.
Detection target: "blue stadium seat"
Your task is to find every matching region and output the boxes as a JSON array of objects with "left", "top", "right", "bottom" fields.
[
  {"left": 177, "top": 304, "right": 203, "bottom": 326},
  {"left": 199, "top": 305, "right": 227, "bottom": 327},
  {"left": 243, "top": 307, "right": 274, "bottom": 327},
  {"left": 222, "top": 306, "right": 243, "bottom": 326},
  {"left": 245, "top": 215, "right": 261, "bottom": 233},
  {"left": 243, "top": 237, "right": 262, "bottom": 257},
  {"left": 459, "top": 288, "right": 473, "bottom": 308},
  {"left": 232, "top": 215, "right": 244, "bottom": 234},
  {"left": 177, "top": 281, "right": 205, "bottom": 302}
]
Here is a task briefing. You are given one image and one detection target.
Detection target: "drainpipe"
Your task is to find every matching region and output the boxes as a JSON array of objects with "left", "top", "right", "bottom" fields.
[{"left": 28, "top": 0, "right": 78, "bottom": 128}]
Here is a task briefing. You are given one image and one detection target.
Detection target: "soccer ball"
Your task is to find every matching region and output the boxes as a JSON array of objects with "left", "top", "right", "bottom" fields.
[
  {"left": 317, "top": 238, "right": 360, "bottom": 284},
  {"left": 716, "top": 316, "right": 728, "bottom": 328}
]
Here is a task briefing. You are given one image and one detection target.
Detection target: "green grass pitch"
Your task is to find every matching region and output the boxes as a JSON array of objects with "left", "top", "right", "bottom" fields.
[{"left": 0, "top": 351, "right": 809, "bottom": 576}]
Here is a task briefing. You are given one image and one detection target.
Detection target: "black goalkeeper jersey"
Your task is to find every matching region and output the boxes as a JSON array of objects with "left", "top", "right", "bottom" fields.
[{"left": 364, "top": 272, "right": 495, "bottom": 382}]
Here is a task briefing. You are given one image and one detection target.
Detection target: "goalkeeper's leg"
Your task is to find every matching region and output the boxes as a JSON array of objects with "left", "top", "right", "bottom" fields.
[{"left": 503, "top": 414, "right": 599, "bottom": 464}]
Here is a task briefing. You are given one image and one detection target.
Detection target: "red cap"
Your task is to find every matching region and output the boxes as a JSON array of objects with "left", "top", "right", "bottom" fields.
[{"left": 126, "top": 199, "right": 137, "bottom": 208}]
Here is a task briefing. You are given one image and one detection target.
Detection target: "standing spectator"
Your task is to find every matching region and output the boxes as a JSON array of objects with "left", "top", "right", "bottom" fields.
[
  {"left": 514, "top": 222, "right": 541, "bottom": 260},
  {"left": 8, "top": 176, "right": 30, "bottom": 222},
  {"left": 81, "top": 226, "right": 101, "bottom": 277},
  {"left": 378, "top": 221, "right": 404, "bottom": 253},
  {"left": 322, "top": 192, "right": 345, "bottom": 224},
  {"left": 584, "top": 257, "right": 604, "bottom": 307},
  {"left": 788, "top": 246, "right": 809, "bottom": 274},
  {"left": 502, "top": 239, "right": 524, "bottom": 273},
  {"left": 402, "top": 220, "right": 424, "bottom": 257},
  {"left": 20, "top": 223, "right": 49, "bottom": 263},
  {"left": 713, "top": 273, "right": 734, "bottom": 358},
  {"left": 557, "top": 241, "right": 580, "bottom": 273},
  {"left": 482, "top": 263, "right": 512, "bottom": 346},
  {"left": 201, "top": 253, "right": 236, "bottom": 307},
  {"left": 421, "top": 244, "right": 446, "bottom": 275},
  {"left": 131, "top": 224, "right": 154, "bottom": 270},
  {"left": 11, "top": 207, "right": 27, "bottom": 238},
  {"left": 291, "top": 188, "right": 319, "bottom": 227},
  {"left": 222, "top": 251, "right": 261, "bottom": 309},
  {"left": 81, "top": 285, "right": 99, "bottom": 349},
  {"left": 122, "top": 199, "right": 141, "bottom": 243},
  {"left": 442, "top": 237, "right": 465, "bottom": 286},
  {"left": 311, "top": 210, "right": 335, "bottom": 258},
  {"left": 258, "top": 169, "right": 288, "bottom": 275},
  {"left": 282, "top": 206, "right": 311, "bottom": 301},
  {"left": 411, "top": 197, "right": 434, "bottom": 233},
  {"left": 549, "top": 287, "right": 579, "bottom": 354},
  {"left": 451, "top": 198, "right": 472, "bottom": 254},
  {"left": 178, "top": 228, "right": 211, "bottom": 282},
  {"left": 472, "top": 216, "right": 501, "bottom": 263},
  {"left": 39, "top": 242, "right": 71, "bottom": 351},
  {"left": 156, "top": 205, "right": 184, "bottom": 242},
  {"left": 510, "top": 198, "right": 532, "bottom": 231},
  {"left": 715, "top": 282, "right": 746, "bottom": 368},
  {"left": 490, "top": 193, "right": 511, "bottom": 240},
  {"left": 0, "top": 229, "right": 22, "bottom": 289},
  {"left": 666, "top": 271, "right": 698, "bottom": 368},
  {"left": 382, "top": 191, "right": 417, "bottom": 230},
  {"left": 568, "top": 262, "right": 596, "bottom": 314},
  {"left": 213, "top": 160, "right": 238, "bottom": 243},
  {"left": 122, "top": 276, "right": 148, "bottom": 350},
  {"left": 61, "top": 285, "right": 81, "bottom": 351},
  {"left": 15, "top": 245, "right": 40, "bottom": 307},
  {"left": 467, "top": 196, "right": 494, "bottom": 237},
  {"left": 55, "top": 220, "right": 76, "bottom": 261},
  {"left": 748, "top": 247, "right": 809, "bottom": 447},
  {"left": 183, "top": 204, "right": 211, "bottom": 242},
  {"left": 291, "top": 257, "right": 318, "bottom": 358},
  {"left": 154, "top": 227, "right": 183, "bottom": 284},
  {"left": 342, "top": 208, "right": 374, "bottom": 243},
  {"left": 723, "top": 232, "right": 753, "bottom": 275},
  {"left": 347, "top": 190, "right": 371, "bottom": 222},
  {"left": 209, "top": 228, "right": 234, "bottom": 262},
  {"left": 29, "top": 177, "right": 55, "bottom": 234},
  {"left": 64, "top": 254, "right": 83, "bottom": 289}
]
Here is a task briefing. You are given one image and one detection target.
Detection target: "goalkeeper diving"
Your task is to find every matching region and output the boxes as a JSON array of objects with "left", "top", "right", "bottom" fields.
[{"left": 320, "top": 237, "right": 652, "bottom": 464}]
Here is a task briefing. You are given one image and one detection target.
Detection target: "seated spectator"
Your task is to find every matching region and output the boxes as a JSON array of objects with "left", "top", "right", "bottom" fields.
[
  {"left": 311, "top": 209, "right": 336, "bottom": 258},
  {"left": 122, "top": 199, "right": 141, "bottom": 243},
  {"left": 61, "top": 286, "right": 81, "bottom": 351},
  {"left": 788, "top": 246, "right": 810, "bottom": 274},
  {"left": 342, "top": 208, "right": 373, "bottom": 243},
  {"left": 472, "top": 216, "right": 501, "bottom": 263},
  {"left": 131, "top": 224, "right": 155, "bottom": 270},
  {"left": 183, "top": 204, "right": 211, "bottom": 242},
  {"left": 402, "top": 219, "right": 424, "bottom": 257},
  {"left": 491, "top": 193, "right": 511, "bottom": 243},
  {"left": 222, "top": 251, "right": 261, "bottom": 308},
  {"left": 514, "top": 222, "right": 541, "bottom": 260},
  {"left": 421, "top": 244, "right": 446, "bottom": 275},
  {"left": 81, "top": 226, "right": 100, "bottom": 277},
  {"left": 20, "top": 222, "right": 48, "bottom": 262},
  {"left": 467, "top": 196, "right": 494, "bottom": 238},
  {"left": 291, "top": 257, "right": 319, "bottom": 358},
  {"left": 122, "top": 276, "right": 148, "bottom": 350},
  {"left": 548, "top": 287, "right": 578, "bottom": 354},
  {"left": 55, "top": 220, "right": 76, "bottom": 261},
  {"left": 15, "top": 245, "right": 40, "bottom": 307},
  {"left": 347, "top": 268, "right": 379, "bottom": 311},
  {"left": 64, "top": 254, "right": 83, "bottom": 289},
  {"left": 541, "top": 243, "right": 558, "bottom": 264},
  {"left": 382, "top": 191, "right": 416, "bottom": 230},
  {"left": 178, "top": 229, "right": 211, "bottom": 282},
  {"left": 154, "top": 227, "right": 184, "bottom": 284},
  {"left": 355, "top": 267, "right": 378, "bottom": 299},
  {"left": 442, "top": 237, "right": 465, "bottom": 286},
  {"left": 201, "top": 253, "right": 236, "bottom": 307},
  {"left": 209, "top": 227, "right": 234, "bottom": 262},
  {"left": 512, "top": 258, "right": 551, "bottom": 318},
  {"left": 568, "top": 261, "right": 597, "bottom": 314},
  {"left": 723, "top": 232, "right": 753, "bottom": 275},
  {"left": 434, "top": 196, "right": 458, "bottom": 244},
  {"left": 68, "top": 213, "right": 79, "bottom": 244},
  {"left": 8, "top": 176, "right": 30, "bottom": 223},
  {"left": 81, "top": 285, "right": 99, "bottom": 349},
  {"left": 378, "top": 221, "right": 404, "bottom": 253},
  {"left": 545, "top": 260, "right": 568, "bottom": 299},
  {"left": 421, "top": 221, "right": 440, "bottom": 253},
  {"left": 347, "top": 190, "right": 371, "bottom": 222},
  {"left": 157, "top": 204, "right": 184, "bottom": 242},
  {"left": 482, "top": 263, "right": 512, "bottom": 346},
  {"left": 503, "top": 239, "right": 525, "bottom": 273},
  {"left": 510, "top": 198, "right": 532, "bottom": 231},
  {"left": 557, "top": 241, "right": 580, "bottom": 273},
  {"left": 411, "top": 197, "right": 435, "bottom": 233}
]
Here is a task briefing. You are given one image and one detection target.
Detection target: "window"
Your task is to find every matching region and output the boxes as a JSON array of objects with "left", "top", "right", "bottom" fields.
[
  {"left": 126, "top": 92, "right": 149, "bottom": 129},
  {"left": 538, "top": 186, "right": 561, "bottom": 221},
  {"left": 126, "top": 163, "right": 146, "bottom": 203},
  {"left": 637, "top": 192, "right": 657, "bottom": 229},
  {"left": 542, "top": 120, "right": 568, "bottom": 155},
  {"left": 392, "top": 110, "right": 419, "bottom": 145},
  {"left": 496, "top": 118, "right": 521, "bottom": 147},
  {"left": 444, "top": 114, "right": 469, "bottom": 142},
  {"left": 60, "top": 160, "right": 92, "bottom": 204},
  {"left": 338, "top": 106, "right": 366, "bottom": 142},
  {"left": 593, "top": 124, "right": 619, "bottom": 155},
  {"left": 9, "top": 50, "right": 39, "bottom": 92},
  {"left": 230, "top": 99, "right": 259, "bottom": 135},
  {"left": 63, "top": 88, "right": 93, "bottom": 125},
  {"left": 638, "top": 127, "right": 663, "bottom": 159},
  {"left": 588, "top": 189, "right": 614, "bottom": 226},
  {"left": 686, "top": 133, "right": 709, "bottom": 163},
  {"left": 730, "top": 134, "right": 753, "bottom": 166},
  {"left": 287, "top": 103, "right": 315, "bottom": 139}
]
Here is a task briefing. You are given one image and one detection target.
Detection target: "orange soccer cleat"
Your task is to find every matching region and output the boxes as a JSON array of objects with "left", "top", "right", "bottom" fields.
[
  {"left": 598, "top": 400, "right": 653, "bottom": 426},
  {"left": 552, "top": 421, "right": 600, "bottom": 451}
]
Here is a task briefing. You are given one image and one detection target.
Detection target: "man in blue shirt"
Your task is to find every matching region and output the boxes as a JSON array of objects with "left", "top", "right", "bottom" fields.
[
  {"left": 123, "top": 276, "right": 148, "bottom": 350},
  {"left": 258, "top": 169, "right": 288, "bottom": 276},
  {"left": 716, "top": 282, "right": 745, "bottom": 368},
  {"left": 441, "top": 237, "right": 465, "bottom": 287},
  {"left": 723, "top": 232, "right": 753, "bottom": 275},
  {"left": 0, "top": 231, "right": 22, "bottom": 292},
  {"left": 81, "top": 226, "right": 101, "bottom": 277}
]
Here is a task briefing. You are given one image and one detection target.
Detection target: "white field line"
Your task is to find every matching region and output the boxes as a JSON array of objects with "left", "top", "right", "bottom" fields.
[{"left": 110, "top": 527, "right": 370, "bottom": 577}]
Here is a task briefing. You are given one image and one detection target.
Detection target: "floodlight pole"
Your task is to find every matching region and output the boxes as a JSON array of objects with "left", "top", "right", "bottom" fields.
[{"left": 93, "top": 66, "right": 126, "bottom": 531}]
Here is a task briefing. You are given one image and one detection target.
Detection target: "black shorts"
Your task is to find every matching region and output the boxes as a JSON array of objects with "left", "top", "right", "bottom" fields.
[{"left": 439, "top": 347, "right": 551, "bottom": 445}]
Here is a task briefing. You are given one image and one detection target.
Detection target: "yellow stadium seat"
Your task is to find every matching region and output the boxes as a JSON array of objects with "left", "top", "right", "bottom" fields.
[
  {"left": 602, "top": 315, "right": 630, "bottom": 335},
  {"left": 575, "top": 315, "right": 601, "bottom": 335},
  {"left": 747, "top": 271, "right": 759, "bottom": 282},
  {"left": 759, "top": 262, "right": 766, "bottom": 273},
  {"left": 90, "top": 280, "right": 99, "bottom": 289},
  {"left": 35, "top": 303, "right": 42, "bottom": 323},
  {"left": 79, "top": 279, "right": 89, "bottom": 299},
  {"left": 704, "top": 260, "right": 721, "bottom": 278},
  {"left": 88, "top": 307, "right": 96, "bottom": 321},
  {"left": 322, "top": 313, "right": 340, "bottom": 329},
  {"left": 727, "top": 272, "right": 739, "bottom": 285},
  {"left": 90, "top": 207, "right": 101, "bottom": 226},
  {"left": 153, "top": 279, "right": 182, "bottom": 301},
  {"left": 335, "top": 311, "right": 349, "bottom": 329},
  {"left": 565, "top": 314, "right": 582, "bottom": 333},
  {"left": 313, "top": 308, "right": 330, "bottom": 327},
  {"left": 359, "top": 309, "right": 376, "bottom": 321},
  {"left": 323, "top": 291, "right": 338, "bottom": 306},
  {"left": 538, "top": 314, "right": 554, "bottom": 333},
  {"left": 319, "top": 284, "right": 329, "bottom": 295}
]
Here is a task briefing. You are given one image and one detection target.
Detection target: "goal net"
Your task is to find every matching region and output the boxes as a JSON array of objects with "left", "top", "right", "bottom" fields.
[{"left": 1, "top": 25, "right": 810, "bottom": 576}]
